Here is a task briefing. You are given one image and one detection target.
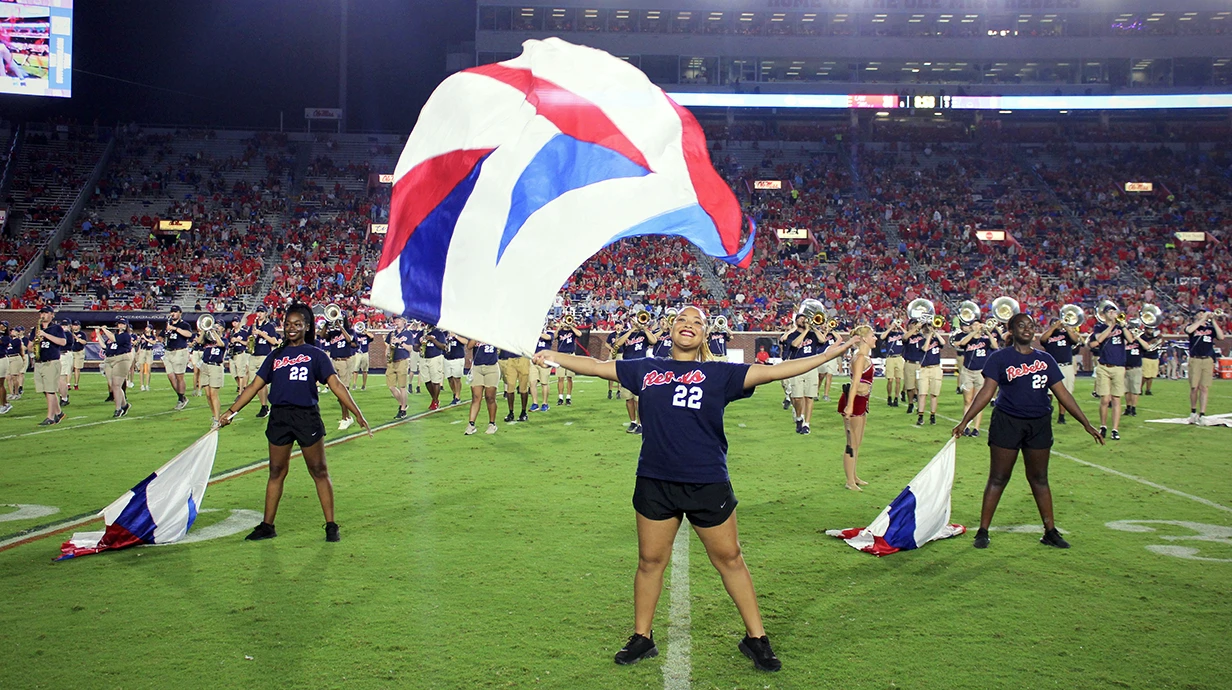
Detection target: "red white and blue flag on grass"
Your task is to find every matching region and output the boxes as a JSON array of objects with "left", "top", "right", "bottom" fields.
[
  {"left": 827, "top": 439, "right": 967, "bottom": 556},
  {"left": 58, "top": 432, "right": 218, "bottom": 560},
  {"left": 368, "top": 38, "right": 755, "bottom": 355}
]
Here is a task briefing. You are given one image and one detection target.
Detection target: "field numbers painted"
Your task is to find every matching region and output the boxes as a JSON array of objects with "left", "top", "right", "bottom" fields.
[
  {"left": 1106, "top": 520, "right": 1232, "bottom": 563},
  {"left": 151, "top": 509, "right": 262, "bottom": 546},
  {"left": 0, "top": 504, "right": 61, "bottom": 522}
]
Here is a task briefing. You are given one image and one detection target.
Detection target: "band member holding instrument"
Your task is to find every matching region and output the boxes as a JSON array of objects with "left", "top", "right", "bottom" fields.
[
  {"left": 197, "top": 325, "right": 227, "bottom": 427},
  {"left": 98, "top": 319, "right": 134, "bottom": 418},
  {"left": 651, "top": 316, "right": 673, "bottom": 360},
  {"left": 954, "top": 322, "right": 997, "bottom": 437},
  {"left": 407, "top": 322, "right": 424, "bottom": 395},
  {"left": 880, "top": 318, "right": 905, "bottom": 407},
  {"left": 1140, "top": 325, "right": 1161, "bottom": 396},
  {"left": 464, "top": 338, "right": 501, "bottom": 435},
  {"left": 1040, "top": 317, "right": 1082, "bottom": 425},
  {"left": 606, "top": 326, "right": 624, "bottom": 400},
  {"left": 228, "top": 320, "right": 250, "bottom": 394},
  {"left": 839, "top": 325, "right": 876, "bottom": 491},
  {"left": 444, "top": 331, "right": 466, "bottom": 406},
  {"left": 0, "top": 322, "right": 11, "bottom": 414},
  {"left": 251, "top": 306, "right": 280, "bottom": 418},
  {"left": 555, "top": 317, "right": 583, "bottom": 406},
  {"left": 1185, "top": 310, "right": 1225, "bottom": 424},
  {"left": 1123, "top": 321, "right": 1148, "bottom": 418},
  {"left": 954, "top": 313, "right": 1104, "bottom": 550},
  {"left": 164, "top": 306, "right": 194, "bottom": 410},
  {"left": 707, "top": 320, "right": 730, "bottom": 360},
  {"left": 1089, "top": 304, "right": 1127, "bottom": 440},
  {"left": 915, "top": 322, "right": 946, "bottom": 427},
  {"left": 612, "top": 319, "right": 653, "bottom": 434},
  {"left": 32, "top": 306, "right": 67, "bottom": 426},
  {"left": 386, "top": 316, "right": 411, "bottom": 419},
  {"left": 56, "top": 320, "right": 73, "bottom": 408},
  {"left": 421, "top": 324, "right": 448, "bottom": 411},
  {"left": 498, "top": 348, "right": 531, "bottom": 422},
  {"left": 190, "top": 335, "right": 206, "bottom": 398},
  {"left": 530, "top": 325, "right": 555, "bottom": 411},
  {"left": 817, "top": 321, "right": 840, "bottom": 403},
  {"left": 4, "top": 324, "right": 24, "bottom": 402},
  {"left": 324, "top": 314, "right": 357, "bottom": 430},
  {"left": 902, "top": 322, "right": 924, "bottom": 414},
  {"left": 221, "top": 303, "right": 371, "bottom": 543},
  {"left": 353, "top": 325, "right": 371, "bottom": 391},
  {"left": 783, "top": 313, "right": 823, "bottom": 434},
  {"left": 70, "top": 321, "right": 87, "bottom": 391},
  {"left": 135, "top": 324, "right": 156, "bottom": 392},
  {"left": 533, "top": 306, "right": 856, "bottom": 672}
]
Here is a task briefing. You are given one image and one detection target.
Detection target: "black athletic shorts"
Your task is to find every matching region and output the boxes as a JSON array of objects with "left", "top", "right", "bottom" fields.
[
  {"left": 632, "top": 476, "right": 737, "bottom": 528},
  {"left": 266, "top": 405, "right": 327, "bottom": 448},
  {"left": 987, "top": 408, "right": 1052, "bottom": 451}
]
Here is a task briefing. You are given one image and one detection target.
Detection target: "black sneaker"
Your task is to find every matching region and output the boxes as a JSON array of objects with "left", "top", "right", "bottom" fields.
[
  {"left": 1057, "top": 414, "right": 1066, "bottom": 425},
  {"left": 324, "top": 522, "right": 340, "bottom": 542},
  {"left": 892, "top": 399, "right": 899, "bottom": 407},
  {"left": 245, "top": 522, "right": 276, "bottom": 541},
  {"left": 795, "top": 418, "right": 803, "bottom": 434},
  {"left": 120, "top": 403, "right": 130, "bottom": 417},
  {"left": 972, "top": 429, "right": 980, "bottom": 438},
  {"left": 395, "top": 408, "right": 407, "bottom": 419},
  {"left": 113, "top": 409, "right": 122, "bottom": 418},
  {"left": 973, "top": 528, "right": 990, "bottom": 549},
  {"left": 626, "top": 422, "right": 638, "bottom": 434},
  {"left": 504, "top": 412, "right": 515, "bottom": 423},
  {"left": 916, "top": 415, "right": 924, "bottom": 426},
  {"left": 257, "top": 405, "right": 270, "bottom": 419},
  {"left": 614, "top": 633, "right": 657, "bottom": 665},
  {"left": 961, "top": 428, "right": 972, "bottom": 437},
  {"left": 1099, "top": 426, "right": 1107, "bottom": 439},
  {"left": 558, "top": 397, "right": 565, "bottom": 406},
  {"left": 1144, "top": 390, "right": 1152, "bottom": 396},
  {"left": 608, "top": 390, "right": 613, "bottom": 399},
  {"left": 634, "top": 423, "right": 643, "bottom": 435},
  {"left": 38, "top": 417, "right": 55, "bottom": 426},
  {"left": 54, "top": 412, "right": 64, "bottom": 424},
  {"left": 738, "top": 635, "right": 781, "bottom": 672},
  {"left": 104, "top": 393, "right": 114, "bottom": 403},
  {"left": 782, "top": 398, "right": 791, "bottom": 410},
  {"left": 565, "top": 398, "right": 572, "bottom": 406},
  {"left": 1110, "top": 430, "right": 1120, "bottom": 441},
  {"left": 60, "top": 398, "right": 69, "bottom": 406},
  {"left": 518, "top": 413, "right": 528, "bottom": 422},
  {"left": 906, "top": 403, "right": 914, "bottom": 414},
  {"left": 801, "top": 425, "right": 810, "bottom": 435},
  {"left": 1040, "top": 528, "right": 1070, "bottom": 549},
  {"left": 930, "top": 414, "right": 936, "bottom": 425}
]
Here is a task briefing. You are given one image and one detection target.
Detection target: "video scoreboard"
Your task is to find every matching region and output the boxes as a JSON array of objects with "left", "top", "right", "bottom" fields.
[{"left": 0, "top": 0, "right": 73, "bottom": 99}]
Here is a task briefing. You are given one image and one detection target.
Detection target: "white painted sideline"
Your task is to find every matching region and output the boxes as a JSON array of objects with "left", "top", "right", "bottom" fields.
[
  {"left": 0, "top": 409, "right": 177, "bottom": 441},
  {"left": 663, "top": 525, "right": 691, "bottom": 690}
]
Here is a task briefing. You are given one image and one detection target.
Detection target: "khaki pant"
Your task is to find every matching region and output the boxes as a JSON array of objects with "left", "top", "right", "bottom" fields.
[
  {"left": 1095, "top": 364, "right": 1126, "bottom": 398},
  {"left": 164, "top": 348, "right": 189, "bottom": 375},
  {"left": 137, "top": 349, "right": 154, "bottom": 366},
  {"left": 423, "top": 355, "right": 445, "bottom": 384},
  {"left": 0, "top": 357, "right": 6, "bottom": 377},
  {"left": 790, "top": 371, "right": 819, "bottom": 399},
  {"left": 445, "top": 357, "right": 465, "bottom": 380},
  {"left": 1141, "top": 358, "right": 1159, "bottom": 380},
  {"left": 387, "top": 358, "right": 409, "bottom": 388},
  {"left": 73, "top": 351, "right": 85, "bottom": 370},
  {"left": 59, "top": 353, "right": 73, "bottom": 377},
  {"left": 918, "top": 365, "right": 943, "bottom": 397},
  {"left": 818, "top": 358, "right": 840, "bottom": 376},
  {"left": 1058, "top": 363, "right": 1076, "bottom": 393},
  {"left": 1189, "top": 357, "right": 1214, "bottom": 389},
  {"left": 884, "top": 355, "right": 905, "bottom": 380},
  {"left": 202, "top": 363, "right": 225, "bottom": 389},
  {"left": 1124, "top": 367, "right": 1143, "bottom": 396},
  {"left": 229, "top": 352, "right": 250, "bottom": 378},
  {"left": 5, "top": 355, "right": 24, "bottom": 375},
  {"left": 106, "top": 354, "right": 134, "bottom": 386},
  {"left": 409, "top": 351, "right": 422, "bottom": 375},
  {"left": 470, "top": 363, "right": 500, "bottom": 388},
  {"left": 356, "top": 352, "right": 370, "bottom": 373},
  {"left": 903, "top": 360, "right": 920, "bottom": 391},
  {"left": 34, "top": 360, "right": 60, "bottom": 394},
  {"left": 558, "top": 366, "right": 575, "bottom": 379},
  {"left": 959, "top": 367, "right": 984, "bottom": 392},
  {"left": 619, "top": 385, "right": 638, "bottom": 401},
  {"left": 530, "top": 363, "right": 553, "bottom": 387},
  {"left": 333, "top": 357, "right": 353, "bottom": 383},
  {"left": 500, "top": 357, "right": 530, "bottom": 393}
]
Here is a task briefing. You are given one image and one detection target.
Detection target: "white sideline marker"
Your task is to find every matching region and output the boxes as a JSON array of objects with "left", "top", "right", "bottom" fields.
[{"left": 663, "top": 525, "right": 691, "bottom": 690}]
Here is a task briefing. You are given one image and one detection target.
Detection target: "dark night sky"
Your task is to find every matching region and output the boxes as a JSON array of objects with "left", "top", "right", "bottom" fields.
[{"left": 2, "top": 0, "right": 476, "bottom": 132}]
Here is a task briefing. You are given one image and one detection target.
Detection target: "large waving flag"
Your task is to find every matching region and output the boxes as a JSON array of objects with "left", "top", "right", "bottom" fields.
[
  {"left": 826, "top": 439, "right": 966, "bottom": 556},
  {"left": 58, "top": 432, "right": 218, "bottom": 560},
  {"left": 368, "top": 37, "right": 754, "bottom": 354}
]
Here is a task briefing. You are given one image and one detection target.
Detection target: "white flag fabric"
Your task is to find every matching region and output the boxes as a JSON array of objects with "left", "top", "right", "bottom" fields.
[
  {"left": 59, "top": 432, "right": 219, "bottom": 559},
  {"left": 826, "top": 438, "right": 966, "bottom": 556}
]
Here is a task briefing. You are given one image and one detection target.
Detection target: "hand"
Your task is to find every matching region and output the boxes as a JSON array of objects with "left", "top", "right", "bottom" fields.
[
  {"left": 531, "top": 351, "right": 549, "bottom": 367},
  {"left": 1085, "top": 423, "right": 1106, "bottom": 445},
  {"left": 952, "top": 424, "right": 965, "bottom": 439},
  {"left": 358, "top": 414, "right": 373, "bottom": 438},
  {"left": 219, "top": 410, "right": 236, "bottom": 428}
]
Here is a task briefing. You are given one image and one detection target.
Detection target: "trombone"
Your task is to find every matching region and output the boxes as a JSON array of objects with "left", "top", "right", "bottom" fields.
[{"left": 712, "top": 315, "right": 729, "bottom": 332}]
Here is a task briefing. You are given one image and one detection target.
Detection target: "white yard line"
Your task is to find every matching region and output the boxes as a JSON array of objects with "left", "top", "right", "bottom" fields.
[
  {"left": 663, "top": 525, "right": 692, "bottom": 690},
  {"left": 0, "top": 410, "right": 177, "bottom": 440}
]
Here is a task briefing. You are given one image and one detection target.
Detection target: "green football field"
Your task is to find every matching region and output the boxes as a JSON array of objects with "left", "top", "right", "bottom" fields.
[{"left": 1, "top": 370, "right": 1230, "bottom": 689}]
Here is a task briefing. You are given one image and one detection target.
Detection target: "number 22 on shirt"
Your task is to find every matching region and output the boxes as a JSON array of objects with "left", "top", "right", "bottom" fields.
[{"left": 672, "top": 385, "right": 703, "bottom": 409}]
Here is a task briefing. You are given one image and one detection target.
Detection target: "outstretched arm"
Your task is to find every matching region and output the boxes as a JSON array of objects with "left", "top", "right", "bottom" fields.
[
  {"left": 743, "top": 339, "right": 856, "bottom": 389},
  {"left": 532, "top": 351, "right": 618, "bottom": 382}
]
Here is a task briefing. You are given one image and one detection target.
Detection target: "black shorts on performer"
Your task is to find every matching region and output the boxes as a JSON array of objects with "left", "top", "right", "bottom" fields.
[
  {"left": 266, "top": 405, "right": 327, "bottom": 447},
  {"left": 633, "top": 476, "right": 737, "bottom": 528},
  {"left": 987, "top": 407, "right": 1053, "bottom": 450}
]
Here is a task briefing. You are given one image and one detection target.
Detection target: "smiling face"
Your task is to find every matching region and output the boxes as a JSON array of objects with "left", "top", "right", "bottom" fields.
[
  {"left": 1009, "top": 314, "right": 1037, "bottom": 347},
  {"left": 284, "top": 311, "right": 307, "bottom": 345},
  {"left": 670, "top": 307, "right": 707, "bottom": 355}
]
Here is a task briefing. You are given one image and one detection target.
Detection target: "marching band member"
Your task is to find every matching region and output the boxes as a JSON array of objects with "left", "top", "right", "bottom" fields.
[
  {"left": 190, "top": 334, "right": 206, "bottom": 398},
  {"left": 444, "top": 331, "right": 466, "bottom": 406},
  {"left": 1040, "top": 316, "right": 1082, "bottom": 425},
  {"left": 197, "top": 324, "right": 227, "bottom": 427},
  {"left": 707, "top": 318, "right": 730, "bottom": 360},
  {"left": 1123, "top": 320, "right": 1147, "bottom": 417},
  {"left": 98, "top": 319, "right": 134, "bottom": 418},
  {"left": 421, "top": 324, "right": 448, "bottom": 410},
  {"left": 555, "top": 317, "right": 583, "bottom": 406},
  {"left": 386, "top": 316, "right": 411, "bottom": 419},
  {"left": 880, "top": 317, "right": 905, "bottom": 407},
  {"left": 1140, "top": 325, "right": 1161, "bottom": 396},
  {"left": 529, "top": 324, "right": 555, "bottom": 412},
  {"left": 136, "top": 324, "right": 156, "bottom": 392},
  {"left": 32, "top": 306, "right": 68, "bottom": 426},
  {"left": 228, "top": 319, "right": 250, "bottom": 394},
  {"left": 220, "top": 303, "right": 371, "bottom": 543},
  {"left": 533, "top": 306, "right": 856, "bottom": 672},
  {"left": 0, "top": 322, "right": 11, "bottom": 414},
  {"left": 901, "top": 321, "right": 924, "bottom": 414},
  {"left": 612, "top": 319, "right": 652, "bottom": 434},
  {"left": 954, "top": 322, "right": 997, "bottom": 436},
  {"left": 499, "top": 348, "right": 530, "bottom": 423},
  {"left": 838, "top": 325, "right": 876, "bottom": 491},
  {"left": 250, "top": 306, "right": 281, "bottom": 418},
  {"left": 57, "top": 320, "right": 73, "bottom": 408},
  {"left": 954, "top": 313, "right": 1103, "bottom": 550},
  {"left": 1089, "top": 304, "right": 1127, "bottom": 440},
  {"left": 70, "top": 321, "right": 87, "bottom": 391},
  {"left": 914, "top": 321, "right": 946, "bottom": 426},
  {"left": 4, "top": 324, "right": 24, "bottom": 402},
  {"left": 650, "top": 316, "right": 673, "bottom": 360},
  {"left": 324, "top": 313, "right": 357, "bottom": 430},
  {"left": 353, "top": 324, "right": 371, "bottom": 391},
  {"left": 407, "top": 321, "right": 424, "bottom": 395},
  {"left": 464, "top": 337, "right": 501, "bottom": 435},
  {"left": 1185, "top": 310, "right": 1224, "bottom": 424},
  {"left": 816, "top": 322, "right": 840, "bottom": 403},
  {"left": 783, "top": 313, "right": 824, "bottom": 435},
  {"left": 163, "top": 306, "right": 194, "bottom": 410},
  {"left": 607, "top": 326, "right": 625, "bottom": 400}
]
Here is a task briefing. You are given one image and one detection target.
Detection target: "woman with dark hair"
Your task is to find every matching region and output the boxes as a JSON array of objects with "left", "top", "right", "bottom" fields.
[
  {"left": 220, "top": 303, "right": 371, "bottom": 543},
  {"left": 954, "top": 312, "right": 1103, "bottom": 550},
  {"left": 533, "top": 305, "right": 856, "bottom": 673}
]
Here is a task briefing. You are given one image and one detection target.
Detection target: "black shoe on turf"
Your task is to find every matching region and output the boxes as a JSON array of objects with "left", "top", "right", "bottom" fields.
[
  {"left": 256, "top": 405, "right": 270, "bottom": 419},
  {"left": 120, "top": 403, "right": 130, "bottom": 417},
  {"left": 112, "top": 409, "right": 122, "bottom": 418},
  {"left": 60, "top": 398, "right": 69, "bottom": 406},
  {"left": 608, "top": 390, "right": 613, "bottom": 399},
  {"left": 1110, "top": 430, "right": 1120, "bottom": 441},
  {"left": 324, "top": 522, "right": 340, "bottom": 542},
  {"left": 54, "top": 412, "right": 64, "bottom": 424},
  {"left": 801, "top": 425, "right": 810, "bottom": 435},
  {"left": 782, "top": 398, "right": 791, "bottom": 410},
  {"left": 961, "top": 428, "right": 971, "bottom": 437},
  {"left": 634, "top": 423, "right": 643, "bottom": 435},
  {"left": 104, "top": 393, "right": 114, "bottom": 402},
  {"left": 973, "top": 529, "right": 990, "bottom": 549},
  {"left": 504, "top": 412, "right": 515, "bottom": 423},
  {"left": 795, "top": 419, "right": 803, "bottom": 434},
  {"left": 972, "top": 429, "right": 980, "bottom": 438},
  {"left": 738, "top": 635, "right": 782, "bottom": 672},
  {"left": 565, "top": 398, "right": 572, "bottom": 406},
  {"left": 1040, "top": 528, "right": 1070, "bottom": 549},
  {"left": 916, "top": 415, "right": 924, "bottom": 426},
  {"left": 558, "top": 397, "right": 565, "bottom": 406},
  {"left": 246, "top": 522, "right": 276, "bottom": 541},
  {"left": 1144, "top": 390, "right": 1152, "bottom": 396},
  {"left": 892, "top": 399, "right": 900, "bottom": 407},
  {"left": 930, "top": 414, "right": 936, "bottom": 425},
  {"left": 1099, "top": 426, "right": 1107, "bottom": 438},
  {"left": 906, "top": 403, "right": 914, "bottom": 414},
  {"left": 518, "top": 413, "right": 528, "bottom": 422},
  {"left": 1058, "top": 414, "right": 1066, "bottom": 425},
  {"left": 395, "top": 408, "right": 407, "bottom": 419},
  {"left": 626, "top": 422, "right": 638, "bottom": 434},
  {"left": 614, "top": 633, "right": 657, "bottom": 665},
  {"left": 38, "top": 417, "right": 55, "bottom": 426}
]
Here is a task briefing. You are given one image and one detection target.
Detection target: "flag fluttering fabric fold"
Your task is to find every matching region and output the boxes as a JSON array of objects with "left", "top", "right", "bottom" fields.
[
  {"left": 368, "top": 37, "right": 754, "bottom": 355},
  {"left": 826, "top": 438, "right": 966, "bottom": 556},
  {"left": 58, "top": 431, "right": 219, "bottom": 560}
]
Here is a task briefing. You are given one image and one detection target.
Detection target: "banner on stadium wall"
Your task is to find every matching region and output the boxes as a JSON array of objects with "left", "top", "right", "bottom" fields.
[
  {"left": 370, "top": 223, "right": 389, "bottom": 235},
  {"left": 754, "top": 180, "right": 782, "bottom": 190},
  {"left": 305, "top": 108, "right": 343, "bottom": 120},
  {"left": 1125, "top": 182, "right": 1154, "bottom": 192},
  {"left": 975, "top": 230, "right": 1006, "bottom": 241},
  {"left": 1175, "top": 231, "right": 1206, "bottom": 242},
  {"left": 776, "top": 228, "right": 809, "bottom": 240},
  {"left": 158, "top": 220, "right": 192, "bottom": 231},
  {"left": 378, "top": 174, "right": 394, "bottom": 184}
]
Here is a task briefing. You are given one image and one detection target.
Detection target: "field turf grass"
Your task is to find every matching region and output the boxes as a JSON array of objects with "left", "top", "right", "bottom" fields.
[{"left": 1, "top": 371, "right": 1230, "bottom": 689}]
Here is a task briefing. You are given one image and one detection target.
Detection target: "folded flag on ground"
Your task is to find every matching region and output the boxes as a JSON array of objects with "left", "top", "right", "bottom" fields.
[
  {"left": 58, "top": 432, "right": 218, "bottom": 560},
  {"left": 827, "top": 438, "right": 966, "bottom": 556}
]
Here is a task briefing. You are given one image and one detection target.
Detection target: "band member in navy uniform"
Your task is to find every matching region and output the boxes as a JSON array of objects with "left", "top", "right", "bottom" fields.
[
  {"left": 164, "top": 306, "right": 194, "bottom": 410},
  {"left": 782, "top": 313, "right": 823, "bottom": 434},
  {"left": 32, "top": 307, "right": 67, "bottom": 425},
  {"left": 533, "top": 306, "right": 856, "bottom": 672},
  {"left": 555, "top": 317, "right": 583, "bottom": 406},
  {"left": 1184, "top": 310, "right": 1225, "bottom": 424},
  {"left": 605, "top": 326, "right": 623, "bottom": 400},
  {"left": 197, "top": 325, "right": 227, "bottom": 427},
  {"left": 229, "top": 319, "right": 250, "bottom": 393},
  {"left": 954, "top": 313, "right": 1103, "bottom": 550},
  {"left": 612, "top": 320, "right": 653, "bottom": 433},
  {"left": 530, "top": 325, "right": 556, "bottom": 411},
  {"left": 1040, "top": 316, "right": 1081, "bottom": 425},
  {"left": 880, "top": 318, "right": 906, "bottom": 406},
  {"left": 98, "top": 318, "right": 134, "bottom": 418},
  {"left": 324, "top": 315, "right": 357, "bottom": 431},
  {"left": 221, "top": 303, "right": 371, "bottom": 543},
  {"left": 915, "top": 322, "right": 946, "bottom": 426},
  {"left": 1140, "top": 326, "right": 1161, "bottom": 397},
  {"left": 386, "top": 316, "right": 411, "bottom": 419},
  {"left": 444, "top": 331, "right": 466, "bottom": 406},
  {"left": 70, "top": 321, "right": 87, "bottom": 391},
  {"left": 650, "top": 316, "right": 674, "bottom": 360},
  {"left": 902, "top": 322, "right": 924, "bottom": 413},
  {"left": 1089, "top": 304, "right": 1127, "bottom": 440},
  {"left": 464, "top": 339, "right": 501, "bottom": 435},
  {"left": 954, "top": 322, "right": 997, "bottom": 436},
  {"left": 1122, "top": 321, "right": 1148, "bottom": 418},
  {"left": 250, "top": 306, "right": 281, "bottom": 418},
  {"left": 422, "top": 325, "right": 448, "bottom": 410},
  {"left": 353, "top": 325, "right": 371, "bottom": 391},
  {"left": 0, "top": 321, "right": 10, "bottom": 414},
  {"left": 707, "top": 321, "right": 730, "bottom": 360}
]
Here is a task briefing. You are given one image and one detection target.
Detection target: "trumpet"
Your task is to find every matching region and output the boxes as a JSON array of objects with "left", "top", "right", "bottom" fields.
[
  {"left": 713, "top": 315, "right": 729, "bottom": 332},
  {"left": 932, "top": 314, "right": 946, "bottom": 329},
  {"left": 991, "top": 296, "right": 1020, "bottom": 323},
  {"left": 324, "top": 303, "right": 343, "bottom": 325},
  {"left": 564, "top": 312, "right": 575, "bottom": 327},
  {"left": 800, "top": 298, "right": 825, "bottom": 321},
  {"left": 1060, "top": 304, "right": 1085, "bottom": 328},
  {"left": 1214, "top": 308, "right": 1225, "bottom": 319},
  {"left": 812, "top": 312, "right": 826, "bottom": 327},
  {"left": 1116, "top": 313, "right": 1127, "bottom": 325},
  {"left": 958, "top": 300, "right": 980, "bottom": 325},
  {"left": 635, "top": 310, "right": 652, "bottom": 327},
  {"left": 664, "top": 308, "right": 679, "bottom": 326}
]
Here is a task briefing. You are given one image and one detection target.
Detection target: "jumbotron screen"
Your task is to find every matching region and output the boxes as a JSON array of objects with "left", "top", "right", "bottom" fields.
[{"left": 0, "top": 0, "right": 73, "bottom": 99}]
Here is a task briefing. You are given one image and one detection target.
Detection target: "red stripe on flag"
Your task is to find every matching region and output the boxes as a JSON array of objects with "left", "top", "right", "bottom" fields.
[
  {"left": 466, "top": 63, "right": 652, "bottom": 172},
  {"left": 667, "top": 98, "right": 749, "bottom": 267},
  {"left": 378, "top": 149, "right": 494, "bottom": 272}
]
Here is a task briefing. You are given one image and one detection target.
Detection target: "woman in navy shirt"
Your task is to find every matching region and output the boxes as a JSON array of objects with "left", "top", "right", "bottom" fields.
[
  {"left": 98, "top": 319, "right": 134, "bottom": 418},
  {"left": 533, "top": 306, "right": 856, "bottom": 673},
  {"left": 220, "top": 304, "right": 371, "bottom": 543},
  {"left": 953, "top": 313, "right": 1103, "bottom": 551},
  {"left": 463, "top": 338, "right": 501, "bottom": 435}
]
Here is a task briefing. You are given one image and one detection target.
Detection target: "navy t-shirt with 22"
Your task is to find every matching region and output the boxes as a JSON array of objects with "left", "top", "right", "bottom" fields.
[
  {"left": 615, "top": 358, "right": 754, "bottom": 484},
  {"left": 983, "top": 347, "right": 1063, "bottom": 419},
  {"left": 255, "top": 345, "right": 337, "bottom": 407}
]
